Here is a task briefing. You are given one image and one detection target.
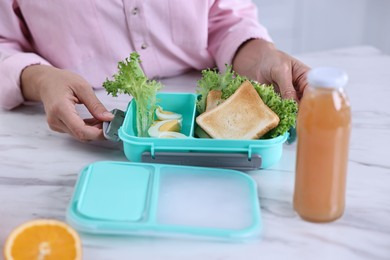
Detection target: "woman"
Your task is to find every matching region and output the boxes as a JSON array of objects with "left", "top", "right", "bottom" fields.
[{"left": 0, "top": 0, "right": 308, "bottom": 141}]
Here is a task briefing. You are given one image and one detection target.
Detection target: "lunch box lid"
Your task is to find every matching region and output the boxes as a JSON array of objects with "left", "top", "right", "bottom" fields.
[{"left": 67, "top": 161, "right": 262, "bottom": 241}]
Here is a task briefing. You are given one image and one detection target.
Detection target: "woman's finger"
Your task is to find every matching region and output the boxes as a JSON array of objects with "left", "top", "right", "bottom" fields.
[
  {"left": 58, "top": 106, "right": 104, "bottom": 141},
  {"left": 271, "top": 63, "right": 298, "bottom": 101},
  {"left": 292, "top": 59, "right": 310, "bottom": 98},
  {"left": 74, "top": 86, "right": 114, "bottom": 122}
]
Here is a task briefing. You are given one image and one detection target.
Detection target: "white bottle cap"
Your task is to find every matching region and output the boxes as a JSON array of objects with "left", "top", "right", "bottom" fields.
[{"left": 307, "top": 67, "right": 348, "bottom": 88}]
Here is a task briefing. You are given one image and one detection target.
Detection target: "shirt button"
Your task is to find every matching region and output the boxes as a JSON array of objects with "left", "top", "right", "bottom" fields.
[
  {"left": 132, "top": 7, "right": 139, "bottom": 15},
  {"left": 141, "top": 43, "right": 148, "bottom": 49}
]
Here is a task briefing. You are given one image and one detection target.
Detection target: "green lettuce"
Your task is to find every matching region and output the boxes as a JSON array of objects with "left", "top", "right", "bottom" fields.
[
  {"left": 196, "top": 66, "right": 298, "bottom": 139},
  {"left": 103, "top": 52, "right": 162, "bottom": 137}
]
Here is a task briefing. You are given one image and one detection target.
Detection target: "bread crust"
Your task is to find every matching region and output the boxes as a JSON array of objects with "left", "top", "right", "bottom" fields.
[
  {"left": 196, "top": 80, "right": 279, "bottom": 139},
  {"left": 205, "top": 90, "right": 223, "bottom": 112}
]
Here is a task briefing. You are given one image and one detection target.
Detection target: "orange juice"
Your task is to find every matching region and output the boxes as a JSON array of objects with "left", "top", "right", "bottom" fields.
[{"left": 294, "top": 68, "right": 351, "bottom": 222}]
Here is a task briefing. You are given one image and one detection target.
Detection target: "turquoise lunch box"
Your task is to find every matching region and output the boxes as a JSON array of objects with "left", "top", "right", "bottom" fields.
[
  {"left": 66, "top": 161, "right": 262, "bottom": 240},
  {"left": 112, "top": 92, "right": 289, "bottom": 170},
  {"left": 67, "top": 93, "right": 289, "bottom": 239}
]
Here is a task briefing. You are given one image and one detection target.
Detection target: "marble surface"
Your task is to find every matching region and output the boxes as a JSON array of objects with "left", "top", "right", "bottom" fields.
[{"left": 1, "top": 46, "right": 389, "bottom": 260}]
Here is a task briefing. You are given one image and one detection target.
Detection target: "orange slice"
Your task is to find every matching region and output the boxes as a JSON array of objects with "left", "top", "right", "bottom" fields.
[{"left": 3, "top": 219, "right": 82, "bottom": 260}]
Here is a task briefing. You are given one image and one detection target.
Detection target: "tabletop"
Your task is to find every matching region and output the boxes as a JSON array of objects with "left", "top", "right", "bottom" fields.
[{"left": 1, "top": 46, "right": 389, "bottom": 260}]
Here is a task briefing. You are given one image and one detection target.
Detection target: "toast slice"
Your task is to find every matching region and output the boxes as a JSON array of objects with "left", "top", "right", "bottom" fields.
[
  {"left": 205, "top": 90, "right": 223, "bottom": 112},
  {"left": 196, "top": 80, "right": 279, "bottom": 139}
]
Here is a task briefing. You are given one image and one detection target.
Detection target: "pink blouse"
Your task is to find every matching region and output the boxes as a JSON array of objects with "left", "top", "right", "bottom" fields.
[{"left": 0, "top": 0, "right": 271, "bottom": 109}]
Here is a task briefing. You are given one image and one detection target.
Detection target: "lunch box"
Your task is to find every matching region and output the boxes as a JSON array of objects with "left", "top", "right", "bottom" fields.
[
  {"left": 105, "top": 92, "right": 289, "bottom": 170},
  {"left": 67, "top": 92, "right": 291, "bottom": 240},
  {"left": 67, "top": 161, "right": 262, "bottom": 241}
]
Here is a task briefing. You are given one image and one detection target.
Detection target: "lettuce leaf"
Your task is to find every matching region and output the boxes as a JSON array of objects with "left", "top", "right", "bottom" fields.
[
  {"left": 195, "top": 66, "right": 298, "bottom": 139},
  {"left": 196, "top": 67, "right": 246, "bottom": 114},
  {"left": 103, "top": 52, "right": 162, "bottom": 137},
  {"left": 252, "top": 83, "right": 298, "bottom": 138}
]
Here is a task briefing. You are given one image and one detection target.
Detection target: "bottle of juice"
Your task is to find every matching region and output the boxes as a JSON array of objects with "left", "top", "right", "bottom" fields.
[{"left": 293, "top": 67, "right": 351, "bottom": 223}]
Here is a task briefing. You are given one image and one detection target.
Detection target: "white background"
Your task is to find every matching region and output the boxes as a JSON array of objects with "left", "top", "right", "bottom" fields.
[{"left": 253, "top": 0, "right": 390, "bottom": 54}]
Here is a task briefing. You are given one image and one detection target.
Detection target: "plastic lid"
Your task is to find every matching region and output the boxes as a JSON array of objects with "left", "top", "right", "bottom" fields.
[
  {"left": 67, "top": 161, "right": 262, "bottom": 241},
  {"left": 307, "top": 67, "right": 348, "bottom": 88}
]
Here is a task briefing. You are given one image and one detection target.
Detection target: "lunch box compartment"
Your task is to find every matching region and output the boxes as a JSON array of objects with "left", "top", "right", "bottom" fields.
[
  {"left": 122, "top": 93, "right": 197, "bottom": 138},
  {"left": 118, "top": 92, "right": 288, "bottom": 169}
]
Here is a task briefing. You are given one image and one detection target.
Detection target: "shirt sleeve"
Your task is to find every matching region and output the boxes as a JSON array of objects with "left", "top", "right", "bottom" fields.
[
  {"left": 208, "top": 0, "right": 272, "bottom": 72},
  {"left": 0, "top": 1, "right": 51, "bottom": 110}
]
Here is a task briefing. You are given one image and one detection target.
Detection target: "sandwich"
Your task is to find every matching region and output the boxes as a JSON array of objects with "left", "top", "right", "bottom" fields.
[
  {"left": 196, "top": 80, "right": 280, "bottom": 139},
  {"left": 195, "top": 66, "right": 298, "bottom": 139}
]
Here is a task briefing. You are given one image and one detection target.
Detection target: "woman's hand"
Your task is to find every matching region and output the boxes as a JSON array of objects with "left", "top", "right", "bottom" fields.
[
  {"left": 233, "top": 38, "right": 310, "bottom": 101},
  {"left": 21, "top": 65, "right": 113, "bottom": 141}
]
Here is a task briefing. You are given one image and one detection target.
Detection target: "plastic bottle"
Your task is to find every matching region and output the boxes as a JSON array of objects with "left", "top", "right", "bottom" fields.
[{"left": 293, "top": 67, "right": 351, "bottom": 222}]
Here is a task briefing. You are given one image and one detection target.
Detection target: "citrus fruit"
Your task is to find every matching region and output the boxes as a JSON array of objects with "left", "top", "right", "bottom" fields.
[{"left": 3, "top": 219, "right": 81, "bottom": 260}]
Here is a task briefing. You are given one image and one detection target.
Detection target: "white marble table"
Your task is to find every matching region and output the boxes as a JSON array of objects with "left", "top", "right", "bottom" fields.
[{"left": 1, "top": 46, "right": 389, "bottom": 260}]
